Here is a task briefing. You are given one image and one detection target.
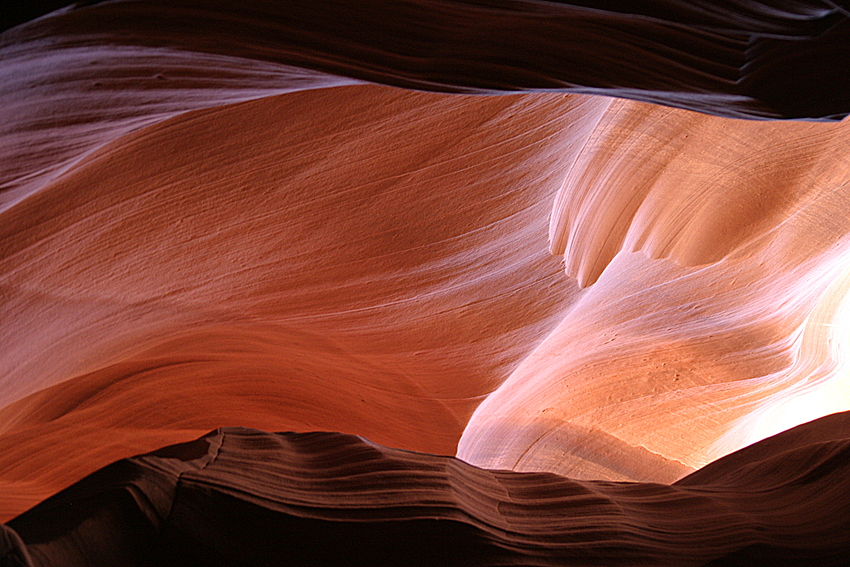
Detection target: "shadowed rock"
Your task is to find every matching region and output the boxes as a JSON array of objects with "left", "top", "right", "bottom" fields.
[{"left": 5, "top": 414, "right": 850, "bottom": 566}]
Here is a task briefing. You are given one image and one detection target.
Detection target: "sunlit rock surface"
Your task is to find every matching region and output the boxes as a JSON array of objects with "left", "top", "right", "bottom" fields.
[
  {"left": 460, "top": 103, "right": 850, "bottom": 479},
  {"left": 3, "top": 0, "right": 850, "bottom": 564}
]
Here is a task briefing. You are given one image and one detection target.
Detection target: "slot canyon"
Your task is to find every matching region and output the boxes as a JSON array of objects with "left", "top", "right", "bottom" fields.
[{"left": 2, "top": 1, "right": 850, "bottom": 564}]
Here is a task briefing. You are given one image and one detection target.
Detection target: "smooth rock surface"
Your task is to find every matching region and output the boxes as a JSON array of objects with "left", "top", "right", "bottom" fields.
[{"left": 3, "top": 1, "right": 850, "bottom": 563}]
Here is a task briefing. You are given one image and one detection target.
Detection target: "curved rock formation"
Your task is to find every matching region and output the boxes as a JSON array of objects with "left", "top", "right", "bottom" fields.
[
  {"left": 5, "top": 0, "right": 850, "bottom": 119},
  {"left": 459, "top": 102, "right": 850, "bottom": 479},
  {"left": 0, "top": 84, "right": 596, "bottom": 518},
  {"left": 3, "top": 0, "right": 850, "bottom": 564},
  {"left": 6, "top": 416, "right": 850, "bottom": 566}
]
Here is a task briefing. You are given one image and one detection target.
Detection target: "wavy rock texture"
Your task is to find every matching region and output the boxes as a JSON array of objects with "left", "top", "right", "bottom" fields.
[
  {"left": 5, "top": 418, "right": 850, "bottom": 566},
  {"left": 3, "top": 0, "right": 850, "bottom": 564},
  {"left": 460, "top": 103, "right": 850, "bottom": 478},
  {"left": 0, "top": 83, "right": 600, "bottom": 518},
  {"left": 5, "top": 0, "right": 850, "bottom": 119}
]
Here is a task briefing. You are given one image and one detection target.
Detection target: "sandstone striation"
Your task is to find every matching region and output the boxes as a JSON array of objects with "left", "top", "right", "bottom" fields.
[{"left": 3, "top": 1, "right": 850, "bottom": 564}]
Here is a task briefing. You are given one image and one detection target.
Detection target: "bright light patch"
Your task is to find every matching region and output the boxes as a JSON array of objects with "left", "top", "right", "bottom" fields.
[{"left": 710, "top": 261, "right": 850, "bottom": 458}]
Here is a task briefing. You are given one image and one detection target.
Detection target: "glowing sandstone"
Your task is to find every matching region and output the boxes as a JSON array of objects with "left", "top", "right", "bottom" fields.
[
  {"left": 460, "top": 100, "right": 850, "bottom": 479},
  {"left": 3, "top": 0, "right": 850, "bottom": 564}
]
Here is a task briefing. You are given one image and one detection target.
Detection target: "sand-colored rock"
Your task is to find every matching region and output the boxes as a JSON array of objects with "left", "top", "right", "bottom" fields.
[
  {"left": 3, "top": 1, "right": 850, "bottom": 563},
  {"left": 0, "top": 82, "right": 603, "bottom": 518}
]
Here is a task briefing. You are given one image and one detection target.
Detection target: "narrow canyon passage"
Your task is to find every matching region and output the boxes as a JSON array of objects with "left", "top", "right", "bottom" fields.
[{"left": 3, "top": 1, "right": 850, "bottom": 564}]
